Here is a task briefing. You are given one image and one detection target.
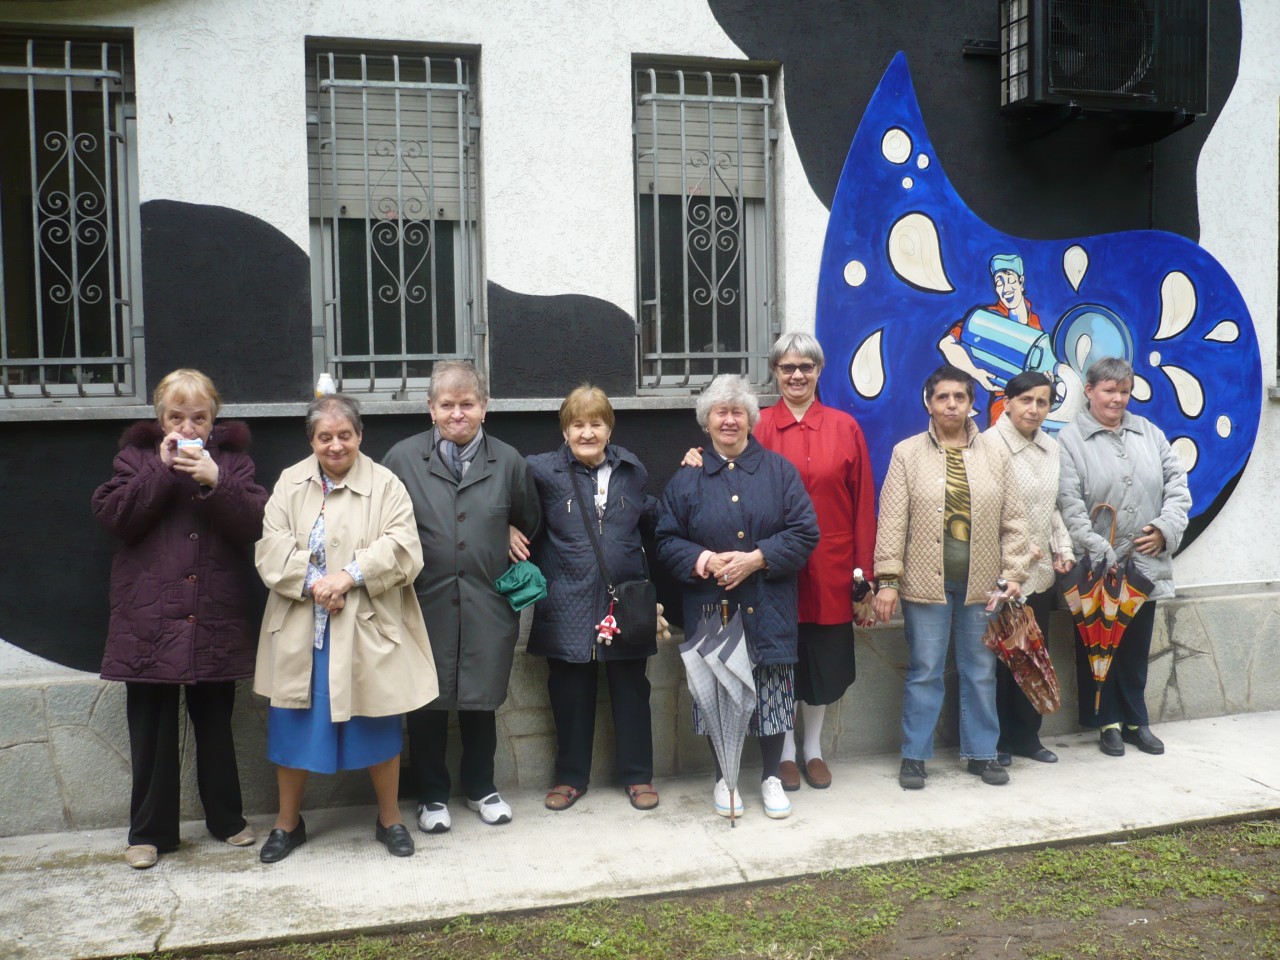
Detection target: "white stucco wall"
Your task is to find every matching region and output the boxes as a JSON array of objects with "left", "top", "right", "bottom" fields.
[
  {"left": 1177, "top": 0, "right": 1280, "bottom": 588},
  {"left": 2, "top": 0, "right": 1277, "bottom": 581}
]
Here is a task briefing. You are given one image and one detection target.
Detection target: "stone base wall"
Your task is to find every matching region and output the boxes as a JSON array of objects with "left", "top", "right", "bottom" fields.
[{"left": 3, "top": 583, "right": 1277, "bottom": 837}]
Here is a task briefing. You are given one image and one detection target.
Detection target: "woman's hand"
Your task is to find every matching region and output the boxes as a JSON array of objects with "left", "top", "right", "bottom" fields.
[
  {"left": 1028, "top": 543, "right": 1044, "bottom": 563},
  {"left": 1052, "top": 553, "right": 1075, "bottom": 574},
  {"left": 874, "top": 587, "right": 899, "bottom": 623},
  {"left": 1134, "top": 524, "right": 1166, "bottom": 557},
  {"left": 711, "top": 549, "right": 765, "bottom": 591},
  {"left": 508, "top": 525, "right": 531, "bottom": 562},
  {"left": 1003, "top": 581, "right": 1023, "bottom": 602},
  {"left": 159, "top": 431, "right": 183, "bottom": 466},
  {"left": 680, "top": 447, "right": 704, "bottom": 468},
  {"left": 311, "top": 570, "right": 355, "bottom": 613},
  {"left": 172, "top": 444, "right": 219, "bottom": 488}
]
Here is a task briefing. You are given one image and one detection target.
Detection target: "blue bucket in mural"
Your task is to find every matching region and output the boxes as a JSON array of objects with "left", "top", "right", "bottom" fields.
[
  {"left": 1051, "top": 303, "right": 1134, "bottom": 375},
  {"left": 957, "top": 308, "right": 1056, "bottom": 389}
]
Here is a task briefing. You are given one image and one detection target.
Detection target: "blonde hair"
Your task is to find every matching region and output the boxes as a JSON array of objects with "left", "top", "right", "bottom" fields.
[
  {"left": 153, "top": 368, "right": 221, "bottom": 421},
  {"left": 559, "top": 385, "right": 615, "bottom": 434}
]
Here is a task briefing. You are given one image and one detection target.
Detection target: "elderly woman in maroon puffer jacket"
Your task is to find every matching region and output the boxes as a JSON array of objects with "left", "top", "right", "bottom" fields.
[{"left": 92, "top": 369, "right": 268, "bottom": 869}]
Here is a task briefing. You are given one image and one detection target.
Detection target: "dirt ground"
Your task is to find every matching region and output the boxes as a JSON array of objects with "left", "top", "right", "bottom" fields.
[{"left": 120, "top": 817, "right": 1280, "bottom": 960}]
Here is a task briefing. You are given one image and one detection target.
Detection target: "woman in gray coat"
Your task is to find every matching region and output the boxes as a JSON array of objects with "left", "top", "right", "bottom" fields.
[
  {"left": 1057, "top": 357, "right": 1191, "bottom": 757},
  {"left": 383, "top": 361, "right": 541, "bottom": 832}
]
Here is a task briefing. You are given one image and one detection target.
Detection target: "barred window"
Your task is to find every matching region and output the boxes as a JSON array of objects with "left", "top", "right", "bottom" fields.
[
  {"left": 633, "top": 66, "right": 777, "bottom": 392},
  {"left": 0, "top": 35, "right": 142, "bottom": 405},
  {"left": 307, "top": 48, "right": 481, "bottom": 397}
]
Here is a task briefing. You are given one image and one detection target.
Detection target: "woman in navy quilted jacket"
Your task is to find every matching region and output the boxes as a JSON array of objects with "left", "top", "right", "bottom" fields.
[
  {"left": 657, "top": 374, "right": 819, "bottom": 821},
  {"left": 514, "top": 385, "right": 661, "bottom": 813},
  {"left": 92, "top": 369, "right": 268, "bottom": 869}
]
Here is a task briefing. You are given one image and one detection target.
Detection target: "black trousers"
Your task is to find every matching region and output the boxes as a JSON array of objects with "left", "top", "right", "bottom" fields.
[
  {"left": 406, "top": 707, "right": 497, "bottom": 804},
  {"left": 1076, "top": 599, "right": 1157, "bottom": 727},
  {"left": 125, "top": 681, "right": 246, "bottom": 849},
  {"left": 996, "top": 589, "right": 1053, "bottom": 754},
  {"left": 546, "top": 656, "right": 653, "bottom": 789}
]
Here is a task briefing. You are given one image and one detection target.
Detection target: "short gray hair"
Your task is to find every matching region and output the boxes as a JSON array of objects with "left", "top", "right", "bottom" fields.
[
  {"left": 429, "top": 360, "right": 489, "bottom": 404},
  {"left": 695, "top": 374, "right": 760, "bottom": 430},
  {"left": 1085, "top": 356, "right": 1134, "bottom": 388},
  {"left": 306, "top": 394, "right": 362, "bottom": 439},
  {"left": 769, "top": 331, "right": 824, "bottom": 369}
]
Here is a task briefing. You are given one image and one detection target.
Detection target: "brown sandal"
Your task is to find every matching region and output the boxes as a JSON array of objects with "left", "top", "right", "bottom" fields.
[
  {"left": 544, "top": 784, "right": 586, "bottom": 810},
  {"left": 625, "top": 783, "right": 660, "bottom": 811}
]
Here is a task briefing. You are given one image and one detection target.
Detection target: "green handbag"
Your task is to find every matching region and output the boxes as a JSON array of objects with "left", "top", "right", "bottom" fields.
[{"left": 493, "top": 559, "right": 548, "bottom": 611}]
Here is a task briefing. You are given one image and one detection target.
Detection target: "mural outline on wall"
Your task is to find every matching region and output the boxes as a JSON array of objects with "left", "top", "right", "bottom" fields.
[{"left": 816, "top": 52, "right": 1261, "bottom": 544}]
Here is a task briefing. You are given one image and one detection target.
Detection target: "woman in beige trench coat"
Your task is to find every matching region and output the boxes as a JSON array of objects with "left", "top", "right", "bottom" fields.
[{"left": 254, "top": 394, "right": 438, "bottom": 862}]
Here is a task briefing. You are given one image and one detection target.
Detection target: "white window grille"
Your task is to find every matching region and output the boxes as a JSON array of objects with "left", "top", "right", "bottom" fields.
[
  {"left": 307, "top": 48, "right": 481, "bottom": 397},
  {"left": 633, "top": 66, "right": 777, "bottom": 392},
  {"left": 0, "top": 35, "right": 143, "bottom": 404}
]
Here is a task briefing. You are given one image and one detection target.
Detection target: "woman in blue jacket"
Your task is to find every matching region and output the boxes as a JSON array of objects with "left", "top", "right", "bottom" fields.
[
  {"left": 514, "top": 386, "right": 661, "bottom": 812},
  {"left": 657, "top": 374, "right": 819, "bottom": 821}
]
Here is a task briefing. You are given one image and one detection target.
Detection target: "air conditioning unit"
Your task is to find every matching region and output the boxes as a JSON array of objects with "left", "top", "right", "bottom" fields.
[{"left": 999, "top": 0, "right": 1208, "bottom": 116}]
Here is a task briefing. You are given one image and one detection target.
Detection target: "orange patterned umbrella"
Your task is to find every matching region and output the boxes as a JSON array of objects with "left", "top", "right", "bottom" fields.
[{"left": 1058, "top": 504, "right": 1156, "bottom": 715}]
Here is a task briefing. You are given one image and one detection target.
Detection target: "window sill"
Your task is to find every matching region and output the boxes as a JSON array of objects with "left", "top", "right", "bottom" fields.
[{"left": 0, "top": 393, "right": 785, "bottom": 422}]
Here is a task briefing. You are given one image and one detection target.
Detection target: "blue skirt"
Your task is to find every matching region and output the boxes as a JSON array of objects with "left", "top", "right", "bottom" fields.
[{"left": 267, "top": 624, "right": 403, "bottom": 774}]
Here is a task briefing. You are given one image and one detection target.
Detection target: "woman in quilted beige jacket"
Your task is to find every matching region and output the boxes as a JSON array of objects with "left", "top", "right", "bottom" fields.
[{"left": 873, "top": 365, "right": 1031, "bottom": 791}]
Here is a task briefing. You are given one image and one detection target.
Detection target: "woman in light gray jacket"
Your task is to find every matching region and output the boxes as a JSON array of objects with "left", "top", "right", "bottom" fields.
[{"left": 1057, "top": 357, "right": 1191, "bottom": 758}]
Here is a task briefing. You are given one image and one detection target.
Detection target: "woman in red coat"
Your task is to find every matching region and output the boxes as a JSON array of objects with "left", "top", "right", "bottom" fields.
[
  {"left": 93, "top": 369, "right": 268, "bottom": 869},
  {"left": 683, "top": 333, "right": 877, "bottom": 790}
]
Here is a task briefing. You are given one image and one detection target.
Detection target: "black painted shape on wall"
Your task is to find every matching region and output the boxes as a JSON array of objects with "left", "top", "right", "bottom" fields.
[
  {"left": 2, "top": 407, "right": 703, "bottom": 672},
  {"left": 705, "top": 0, "right": 1240, "bottom": 242},
  {"left": 487, "top": 282, "right": 636, "bottom": 399},
  {"left": 141, "top": 200, "right": 312, "bottom": 402}
]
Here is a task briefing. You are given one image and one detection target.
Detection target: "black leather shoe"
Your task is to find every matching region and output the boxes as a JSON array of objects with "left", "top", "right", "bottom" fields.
[
  {"left": 1099, "top": 728, "right": 1125, "bottom": 756},
  {"left": 996, "top": 751, "right": 1013, "bottom": 767},
  {"left": 375, "top": 819, "right": 415, "bottom": 857},
  {"left": 1121, "top": 725, "right": 1165, "bottom": 755},
  {"left": 898, "top": 758, "right": 927, "bottom": 790},
  {"left": 966, "top": 759, "right": 1009, "bottom": 785},
  {"left": 1012, "top": 745, "right": 1059, "bottom": 763},
  {"left": 259, "top": 817, "right": 306, "bottom": 863}
]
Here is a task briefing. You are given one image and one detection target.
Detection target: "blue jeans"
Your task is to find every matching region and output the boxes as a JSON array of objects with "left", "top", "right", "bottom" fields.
[{"left": 900, "top": 581, "right": 999, "bottom": 761}]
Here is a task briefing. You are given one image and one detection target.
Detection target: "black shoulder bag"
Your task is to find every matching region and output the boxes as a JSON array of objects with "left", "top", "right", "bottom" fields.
[{"left": 574, "top": 468, "right": 658, "bottom": 653}]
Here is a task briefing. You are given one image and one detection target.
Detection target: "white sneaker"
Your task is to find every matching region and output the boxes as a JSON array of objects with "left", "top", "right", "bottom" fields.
[
  {"left": 713, "top": 778, "right": 744, "bottom": 818},
  {"left": 416, "top": 802, "right": 451, "bottom": 834},
  {"left": 466, "top": 792, "right": 513, "bottom": 825},
  {"left": 761, "top": 776, "right": 792, "bottom": 819}
]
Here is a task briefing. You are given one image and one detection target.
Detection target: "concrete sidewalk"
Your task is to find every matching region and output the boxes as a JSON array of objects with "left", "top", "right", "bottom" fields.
[{"left": 4, "top": 711, "right": 1279, "bottom": 960}]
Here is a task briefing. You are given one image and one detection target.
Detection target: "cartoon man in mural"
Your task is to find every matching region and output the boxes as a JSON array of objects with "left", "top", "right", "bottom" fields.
[{"left": 937, "top": 253, "right": 1043, "bottom": 425}]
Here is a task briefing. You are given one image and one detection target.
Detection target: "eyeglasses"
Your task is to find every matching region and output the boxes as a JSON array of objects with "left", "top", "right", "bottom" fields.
[{"left": 776, "top": 362, "right": 817, "bottom": 375}]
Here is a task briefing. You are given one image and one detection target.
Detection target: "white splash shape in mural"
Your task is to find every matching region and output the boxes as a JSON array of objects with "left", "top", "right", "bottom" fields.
[
  {"left": 887, "top": 213, "right": 953, "bottom": 292},
  {"left": 1131, "top": 374, "right": 1152, "bottom": 401},
  {"left": 902, "top": 177, "right": 914, "bottom": 189},
  {"left": 1063, "top": 244, "right": 1088, "bottom": 292},
  {"left": 1216, "top": 415, "right": 1232, "bottom": 438},
  {"left": 1149, "top": 350, "right": 1162, "bottom": 366},
  {"left": 1171, "top": 436, "right": 1198, "bottom": 472},
  {"left": 1162, "top": 365, "right": 1205, "bottom": 417},
  {"left": 843, "top": 260, "right": 867, "bottom": 287},
  {"left": 917, "top": 154, "right": 930, "bottom": 169},
  {"left": 881, "top": 128, "right": 912, "bottom": 164},
  {"left": 1205, "top": 320, "right": 1239, "bottom": 342},
  {"left": 850, "top": 329, "right": 886, "bottom": 399},
  {"left": 1154, "top": 271, "right": 1196, "bottom": 340},
  {"left": 1075, "top": 334, "right": 1093, "bottom": 370}
]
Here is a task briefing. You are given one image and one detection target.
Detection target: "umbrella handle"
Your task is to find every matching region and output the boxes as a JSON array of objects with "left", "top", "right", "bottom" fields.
[{"left": 1091, "top": 503, "right": 1118, "bottom": 546}]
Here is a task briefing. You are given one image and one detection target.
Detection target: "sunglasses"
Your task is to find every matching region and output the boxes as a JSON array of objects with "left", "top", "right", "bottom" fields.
[{"left": 776, "top": 362, "right": 817, "bottom": 375}]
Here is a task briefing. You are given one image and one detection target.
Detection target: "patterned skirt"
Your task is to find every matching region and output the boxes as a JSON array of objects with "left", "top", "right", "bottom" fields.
[{"left": 692, "top": 662, "right": 796, "bottom": 737}]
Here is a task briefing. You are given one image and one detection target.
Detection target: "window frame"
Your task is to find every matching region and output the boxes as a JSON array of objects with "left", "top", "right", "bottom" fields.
[
  {"left": 0, "top": 32, "right": 145, "bottom": 411},
  {"left": 632, "top": 63, "right": 779, "bottom": 394},
  {"left": 306, "top": 44, "right": 483, "bottom": 400}
]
